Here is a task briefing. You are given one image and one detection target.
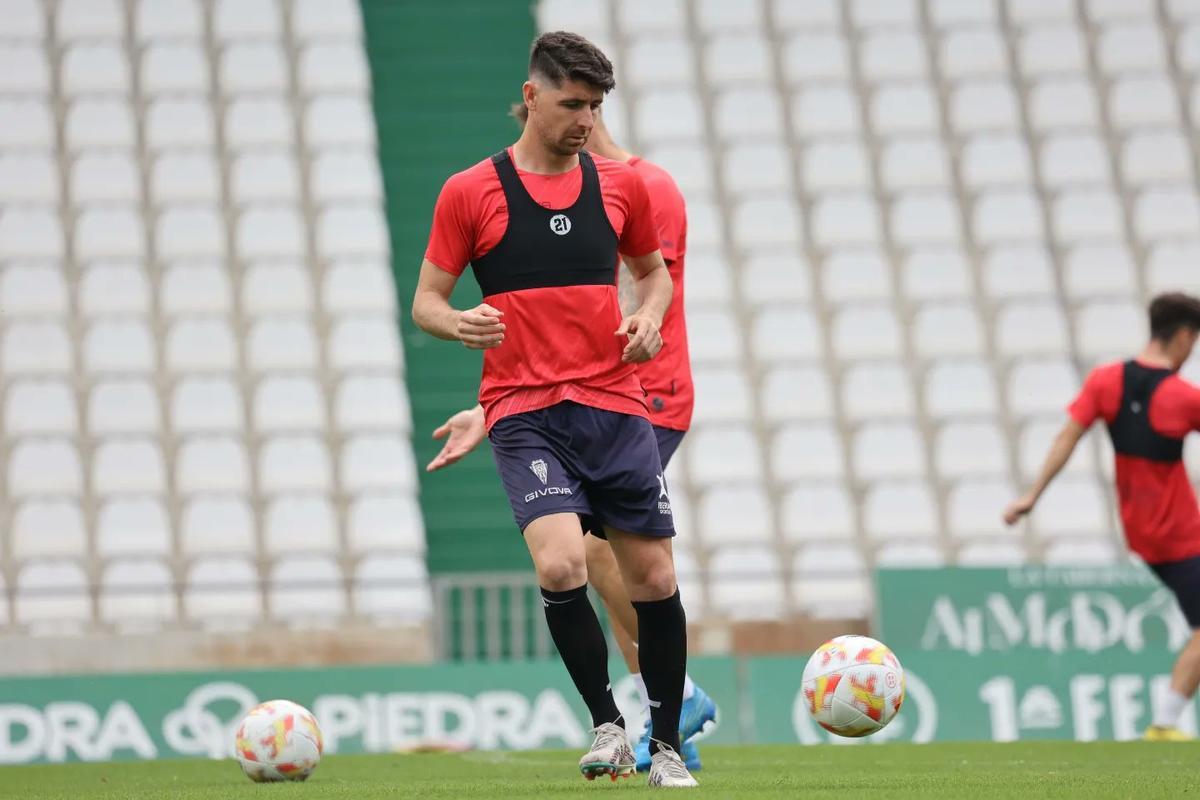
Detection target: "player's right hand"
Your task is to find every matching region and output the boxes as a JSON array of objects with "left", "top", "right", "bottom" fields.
[
  {"left": 1002, "top": 494, "right": 1036, "bottom": 526},
  {"left": 427, "top": 405, "right": 486, "bottom": 471},
  {"left": 456, "top": 304, "right": 505, "bottom": 349}
]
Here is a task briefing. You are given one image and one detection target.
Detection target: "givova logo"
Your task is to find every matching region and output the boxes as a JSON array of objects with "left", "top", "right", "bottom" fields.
[{"left": 790, "top": 669, "right": 938, "bottom": 745}]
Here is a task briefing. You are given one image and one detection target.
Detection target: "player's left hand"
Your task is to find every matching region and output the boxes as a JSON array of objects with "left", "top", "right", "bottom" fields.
[
  {"left": 426, "top": 405, "right": 486, "bottom": 472},
  {"left": 616, "top": 312, "right": 662, "bottom": 363}
]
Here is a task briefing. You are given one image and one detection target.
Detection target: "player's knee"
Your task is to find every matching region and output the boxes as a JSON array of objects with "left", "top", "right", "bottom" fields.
[
  {"left": 632, "top": 561, "right": 677, "bottom": 601},
  {"left": 536, "top": 555, "right": 588, "bottom": 592}
]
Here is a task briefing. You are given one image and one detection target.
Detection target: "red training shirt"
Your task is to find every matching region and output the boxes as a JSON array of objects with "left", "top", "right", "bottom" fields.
[
  {"left": 628, "top": 157, "right": 693, "bottom": 432},
  {"left": 1068, "top": 360, "right": 1200, "bottom": 562},
  {"left": 425, "top": 147, "right": 662, "bottom": 430}
]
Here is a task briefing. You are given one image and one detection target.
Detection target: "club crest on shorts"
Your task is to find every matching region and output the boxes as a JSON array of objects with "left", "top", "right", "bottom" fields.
[
  {"left": 549, "top": 213, "right": 572, "bottom": 235},
  {"left": 530, "top": 458, "right": 549, "bottom": 485}
]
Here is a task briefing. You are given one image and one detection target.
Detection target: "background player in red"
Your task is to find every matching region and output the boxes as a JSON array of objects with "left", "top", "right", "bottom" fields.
[
  {"left": 411, "top": 32, "right": 697, "bottom": 787},
  {"left": 1004, "top": 293, "right": 1200, "bottom": 741},
  {"left": 426, "top": 103, "right": 716, "bottom": 773}
]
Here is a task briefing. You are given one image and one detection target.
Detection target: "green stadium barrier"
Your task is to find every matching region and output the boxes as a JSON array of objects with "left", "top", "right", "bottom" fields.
[
  {"left": 361, "top": 0, "right": 535, "bottom": 575},
  {"left": 1, "top": 567, "right": 1192, "bottom": 763}
]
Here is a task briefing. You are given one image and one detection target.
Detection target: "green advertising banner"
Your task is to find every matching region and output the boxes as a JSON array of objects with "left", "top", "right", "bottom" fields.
[
  {"left": 0, "top": 658, "right": 741, "bottom": 765},
  {"left": 866, "top": 565, "right": 1196, "bottom": 744},
  {"left": 3, "top": 567, "right": 1192, "bottom": 763}
]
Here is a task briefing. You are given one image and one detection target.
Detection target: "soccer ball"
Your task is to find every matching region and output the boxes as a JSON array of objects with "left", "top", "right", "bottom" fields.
[
  {"left": 801, "top": 635, "right": 905, "bottom": 738},
  {"left": 234, "top": 699, "right": 323, "bottom": 782}
]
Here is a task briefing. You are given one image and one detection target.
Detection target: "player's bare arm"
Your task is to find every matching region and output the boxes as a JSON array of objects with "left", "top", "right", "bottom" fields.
[
  {"left": 426, "top": 403, "right": 486, "bottom": 472},
  {"left": 412, "top": 260, "right": 506, "bottom": 349},
  {"left": 1003, "top": 418, "right": 1087, "bottom": 525},
  {"left": 617, "top": 249, "right": 672, "bottom": 364}
]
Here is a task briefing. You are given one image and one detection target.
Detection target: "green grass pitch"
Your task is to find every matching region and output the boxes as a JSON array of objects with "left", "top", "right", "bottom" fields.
[{"left": 4, "top": 742, "right": 1197, "bottom": 799}]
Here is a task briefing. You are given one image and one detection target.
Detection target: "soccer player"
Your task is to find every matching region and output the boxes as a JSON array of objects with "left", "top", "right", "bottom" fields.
[
  {"left": 411, "top": 32, "right": 697, "bottom": 787},
  {"left": 1004, "top": 292, "right": 1200, "bottom": 741},
  {"left": 426, "top": 105, "right": 718, "bottom": 772}
]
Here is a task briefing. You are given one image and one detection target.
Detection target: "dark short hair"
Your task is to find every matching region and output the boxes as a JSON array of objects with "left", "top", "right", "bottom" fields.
[
  {"left": 529, "top": 31, "right": 615, "bottom": 93},
  {"left": 1149, "top": 292, "right": 1200, "bottom": 341}
]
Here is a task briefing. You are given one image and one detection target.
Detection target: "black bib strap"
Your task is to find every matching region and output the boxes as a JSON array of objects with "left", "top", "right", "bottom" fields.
[{"left": 1106, "top": 360, "right": 1184, "bottom": 462}]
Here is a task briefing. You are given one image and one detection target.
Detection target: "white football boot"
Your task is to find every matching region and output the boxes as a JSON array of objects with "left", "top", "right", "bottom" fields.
[
  {"left": 578, "top": 721, "right": 635, "bottom": 782},
  {"left": 648, "top": 742, "right": 699, "bottom": 788}
]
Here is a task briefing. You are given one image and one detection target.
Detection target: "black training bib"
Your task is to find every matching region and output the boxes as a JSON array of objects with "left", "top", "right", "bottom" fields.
[{"left": 470, "top": 149, "right": 618, "bottom": 297}]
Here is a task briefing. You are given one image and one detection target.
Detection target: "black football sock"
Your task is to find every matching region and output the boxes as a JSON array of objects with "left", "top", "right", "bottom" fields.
[
  {"left": 541, "top": 584, "right": 622, "bottom": 729},
  {"left": 632, "top": 589, "right": 687, "bottom": 755}
]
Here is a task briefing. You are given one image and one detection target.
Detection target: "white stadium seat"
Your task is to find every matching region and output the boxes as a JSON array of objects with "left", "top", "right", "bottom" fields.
[
  {"left": 11, "top": 500, "right": 86, "bottom": 561},
  {"left": 259, "top": 436, "right": 333, "bottom": 494},
  {"left": 264, "top": 496, "right": 338, "bottom": 555},
  {"left": 2, "top": 322, "right": 72, "bottom": 375},
  {"left": 293, "top": 0, "right": 362, "bottom": 39},
  {"left": 772, "top": 423, "right": 845, "bottom": 481},
  {"left": 947, "top": 479, "right": 1020, "bottom": 539},
  {"left": 16, "top": 560, "right": 91, "bottom": 633},
  {"left": 184, "top": 557, "right": 261, "bottom": 629},
  {"left": 340, "top": 435, "right": 417, "bottom": 492},
  {"left": 863, "top": 481, "right": 939, "bottom": 541},
  {"left": 354, "top": 555, "right": 432, "bottom": 623},
  {"left": 841, "top": 363, "right": 915, "bottom": 420},
  {"left": 347, "top": 494, "right": 426, "bottom": 554},
  {"left": 688, "top": 426, "right": 762, "bottom": 485},
  {"left": 0, "top": 153, "right": 58, "bottom": 204},
  {"left": 327, "top": 317, "right": 402, "bottom": 371},
  {"left": 79, "top": 265, "right": 150, "bottom": 317},
  {"left": 92, "top": 439, "right": 167, "bottom": 496},
  {"left": 99, "top": 559, "right": 177, "bottom": 630},
  {"left": 72, "top": 152, "right": 141, "bottom": 204},
  {"left": 176, "top": 437, "right": 251, "bottom": 495},
  {"left": 321, "top": 261, "right": 396, "bottom": 314},
  {"left": 248, "top": 318, "right": 318, "bottom": 372},
  {"left": 220, "top": 42, "right": 289, "bottom": 94},
  {"left": 181, "top": 497, "right": 257, "bottom": 558},
  {"left": 781, "top": 484, "right": 856, "bottom": 544},
  {"left": 166, "top": 318, "right": 238, "bottom": 373},
  {"left": 151, "top": 152, "right": 221, "bottom": 204},
  {"left": 172, "top": 378, "right": 245, "bottom": 435},
  {"left": 242, "top": 263, "right": 313, "bottom": 315},
  {"left": 95, "top": 498, "right": 172, "bottom": 558},
  {"left": 83, "top": 320, "right": 156, "bottom": 375},
  {"left": 268, "top": 556, "right": 346, "bottom": 627},
  {"left": 89, "top": 380, "right": 161, "bottom": 435},
  {"left": 761, "top": 365, "right": 834, "bottom": 423},
  {"left": 61, "top": 43, "right": 130, "bottom": 96},
  {"left": 1, "top": 265, "right": 68, "bottom": 316},
  {"left": 708, "top": 546, "right": 786, "bottom": 620},
  {"left": 335, "top": 375, "right": 411, "bottom": 432},
  {"left": 254, "top": 376, "right": 326, "bottom": 433},
  {"left": 160, "top": 263, "right": 232, "bottom": 316},
  {"left": 853, "top": 422, "right": 926, "bottom": 481},
  {"left": 136, "top": 0, "right": 203, "bottom": 40},
  {"left": 5, "top": 381, "right": 77, "bottom": 435},
  {"left": 213, "top": 0, "right": 281, "bottom": 39},
  {"left": 8, "top": 439, "right": 83, "bottom": 497}
]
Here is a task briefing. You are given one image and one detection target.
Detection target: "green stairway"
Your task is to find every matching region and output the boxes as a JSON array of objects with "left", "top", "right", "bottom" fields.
[{"left": 361, "top": 0, "right": 536, "bottom": 575}]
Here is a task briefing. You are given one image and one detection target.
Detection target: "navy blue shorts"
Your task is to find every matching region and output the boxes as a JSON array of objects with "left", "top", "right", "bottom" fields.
[
  {"left": 653, "top": 425, "right": 686, "bottom": 468},
  {"left": 488, "top": 401, "right": 676, "bottom": 537},
  {"left": 1149, "top": 556, "right": 1200, "bottom": 628}
]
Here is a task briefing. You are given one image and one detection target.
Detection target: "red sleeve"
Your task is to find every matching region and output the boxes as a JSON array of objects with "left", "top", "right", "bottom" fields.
[
  {"left": 423, "top": 173, "right": 476, "bottom": 277},
  {"left": 618, "top": 169, "right": 661, "bottom": 259},
  {"left": 1187, "top": 383, "right": 1200, "bottom": 431},
  {"left": 1067, "top": 369, "right": 1106, "bottom": 427}
]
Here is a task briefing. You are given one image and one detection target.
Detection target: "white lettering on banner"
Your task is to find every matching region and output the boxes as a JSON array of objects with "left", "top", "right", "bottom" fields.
[
  {"left": 98, "top": 701, "right": 156, "bottom": 760},
  {"left": 162, "top": 682, "right": 259, "bottom": 759},
  {"left": 919, "top": 588, "right": 1188, "bottom": 655},
  {"left": 315, "top": 689, "right": 586, "bottom": 753},
  {"left": 522, "top": 690, "right": 585, "bottom": 750},
  {"left": 0, "top": 702, "right": 155, "bottom": 763},
  {"left": 473, "top": 691, "right": 528, "bottom": 750},
  {"left": 45, "top": 702, "right": 100, "bottom": 761},
  {"left": 979, "top": 673, "right": 1197, "bottom": 742},
  {"left": 0, "top": 704, "right": 46, "bottom": 764},
  {"left": 791, "top": 670, "right": 938, "bottom": 745},
  {"left": 312, "top": 695, "right": 362, "bottom": 754}
]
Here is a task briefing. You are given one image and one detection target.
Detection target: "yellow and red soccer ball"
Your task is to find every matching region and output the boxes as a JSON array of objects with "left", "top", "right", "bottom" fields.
[
  {"left": 235, "top": 700, "right": 324, "bottom": 782},
  {"left": 802, "top": 635, "right": 905, "bottom": 738}
]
